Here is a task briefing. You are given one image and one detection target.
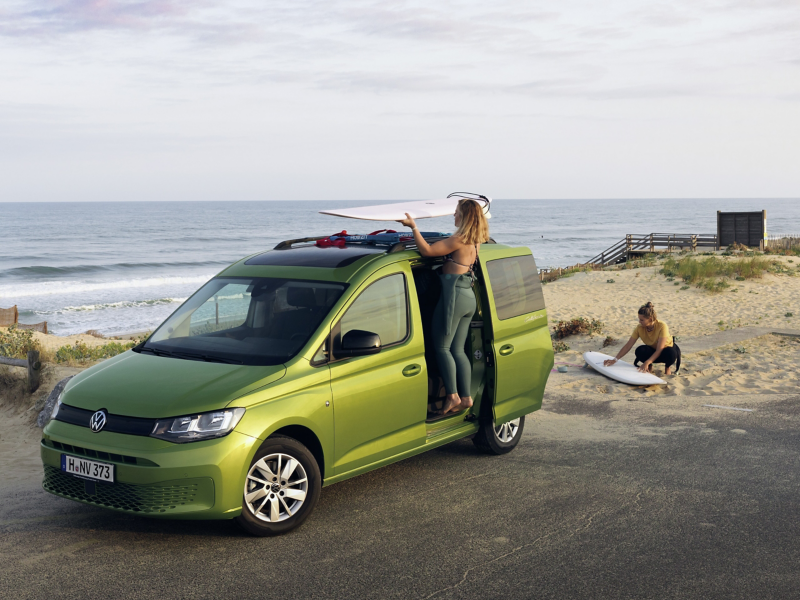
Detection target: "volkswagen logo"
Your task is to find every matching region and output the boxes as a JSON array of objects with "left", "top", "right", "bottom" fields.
[{"left": 89, "top": 410, "right": 108, "bottom": 433}]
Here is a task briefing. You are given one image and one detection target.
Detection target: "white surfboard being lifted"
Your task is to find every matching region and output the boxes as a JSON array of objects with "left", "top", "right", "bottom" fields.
[
  {"left": 583, "top": 351, "right": 666, "bottom": 386},
  {"left": 320, "top": 193, "right": 491, "bottom": 222}
]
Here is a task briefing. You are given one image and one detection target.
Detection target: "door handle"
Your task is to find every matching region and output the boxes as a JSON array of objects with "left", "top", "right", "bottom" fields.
[
  {"left": 402, "top": 364, "right": 421, "bottom": 377},
  {"left": 499, "top": 344, "right": 514, "bottom": 356}
]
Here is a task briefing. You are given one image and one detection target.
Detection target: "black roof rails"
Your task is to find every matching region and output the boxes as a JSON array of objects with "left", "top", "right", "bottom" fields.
[{"left": 274, "top": 236, "right": 328, "bottom": 250}]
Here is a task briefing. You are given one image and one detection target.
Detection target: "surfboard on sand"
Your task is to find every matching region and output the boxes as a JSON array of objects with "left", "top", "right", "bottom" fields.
[
  {"left": 583, "top": 351, "right": 666, "bottom": 386},
  {"left": 320, "top": 195, "right": 491, "bottom": 222}
]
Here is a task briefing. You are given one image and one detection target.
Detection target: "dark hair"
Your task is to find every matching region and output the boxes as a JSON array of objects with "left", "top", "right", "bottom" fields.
[{"left": 638, "top": 302, "right": 657, "bottom": 322}]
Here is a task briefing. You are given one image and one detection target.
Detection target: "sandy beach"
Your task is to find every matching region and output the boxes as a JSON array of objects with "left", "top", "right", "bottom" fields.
[{"left": 543, "top": 255, "right": 799, "bottom": 340}]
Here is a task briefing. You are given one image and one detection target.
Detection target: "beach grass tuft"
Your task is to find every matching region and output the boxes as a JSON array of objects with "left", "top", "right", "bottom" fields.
[{"left": 661, "top": 255, "right": 775, "bottom": 293}]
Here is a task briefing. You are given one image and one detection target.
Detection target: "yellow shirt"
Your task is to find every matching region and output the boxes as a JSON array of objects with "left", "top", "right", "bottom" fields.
[{"left": 633, "top": 320, "right": 673, "bottom": 348}]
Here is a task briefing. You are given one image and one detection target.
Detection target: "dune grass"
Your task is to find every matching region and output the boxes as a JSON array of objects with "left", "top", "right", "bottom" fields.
[
  {"left": 0, "top": 326, "right": 41, "bottom": 360},
  {"left": 660, "top": 255, "right": 776, "bottom": 293},
  {"left": 1, "top": 326, "right": 149, "bottom": 366}
]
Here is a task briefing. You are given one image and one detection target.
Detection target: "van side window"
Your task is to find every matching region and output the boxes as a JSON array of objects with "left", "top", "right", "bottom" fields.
[
  {"left": 340, "top": 274, "right": 408, "bottom": 346},
  {"left": 486, "top": 255, "right": 545, "bottom": 320}
]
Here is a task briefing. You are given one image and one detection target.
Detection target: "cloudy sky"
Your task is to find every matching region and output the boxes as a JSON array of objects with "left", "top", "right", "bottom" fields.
[{"left": 1, "top": 0, "right": 798, "bottom": 201}]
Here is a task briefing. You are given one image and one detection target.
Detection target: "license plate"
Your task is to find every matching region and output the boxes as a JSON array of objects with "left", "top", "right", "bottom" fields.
[{"left": 61, "top": 454, "right": 115, "bottom": 483}]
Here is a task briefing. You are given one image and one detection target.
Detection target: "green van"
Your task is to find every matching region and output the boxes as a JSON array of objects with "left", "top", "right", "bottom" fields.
[{"left": 41, "top": 235, "right": 553, "bottom": 535}]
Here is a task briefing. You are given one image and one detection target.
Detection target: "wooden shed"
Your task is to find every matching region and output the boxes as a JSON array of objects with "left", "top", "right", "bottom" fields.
[{"left": 717, "top": 211, "right": 767, "bottom": 249}]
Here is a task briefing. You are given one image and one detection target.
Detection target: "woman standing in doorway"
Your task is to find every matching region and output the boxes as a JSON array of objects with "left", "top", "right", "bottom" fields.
[{"left": 398, "top": 199, "right": 490, "bottom": 414}]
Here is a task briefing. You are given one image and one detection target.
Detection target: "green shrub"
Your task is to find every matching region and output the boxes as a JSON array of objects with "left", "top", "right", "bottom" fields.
[
  {"left": 606, "top": 279, "right": 615, "bottom": 283},
  {"left": 787, "top": 313, "right": 794, "bottom": 318},
  {"left": 552, "top": 340, "right": 570, "bottom": 353},
  {"left": 679, "top": 285, "right": 690, "bottom": 290},
  {"left": 553, "top": 317, "right": 604, "bottom": 339},
  {"left": 0, "top": 326, "right": 41, "bottom": 359},
  {"left": 699, "top": 279, "right": 730, "bottom": 294},
  {"left": 54, "top": 340, "right": 136, "bottom": 364}
]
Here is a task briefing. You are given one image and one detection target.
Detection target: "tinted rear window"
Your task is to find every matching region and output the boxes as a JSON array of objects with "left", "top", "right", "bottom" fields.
[
  {"left": 486, "top": 255, "right": 545, "bottom": 320},
  {"left": 246, "top": 246, "right": 385, "bottom": 268}
]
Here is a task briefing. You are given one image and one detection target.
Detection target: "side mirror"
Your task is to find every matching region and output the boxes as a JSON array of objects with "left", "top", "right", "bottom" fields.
[{"left": 337, "top": 329, "right": 381, "bottom": 357}]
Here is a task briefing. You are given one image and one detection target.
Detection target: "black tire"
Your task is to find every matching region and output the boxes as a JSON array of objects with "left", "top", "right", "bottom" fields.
[
  {"left": 473, "top": 415, "right": 525, "bottom": 455},
  {"left": 235, "top": 435, "right": 321, "bottom": 536}
]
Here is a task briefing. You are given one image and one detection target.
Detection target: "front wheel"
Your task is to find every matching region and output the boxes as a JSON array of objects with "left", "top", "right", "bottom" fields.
[
  {"left": 473, "top": 415, "right": 525, "bottom": 455},
  {"left": 235, "top": 435, "right": 321, "bottom": 536}
]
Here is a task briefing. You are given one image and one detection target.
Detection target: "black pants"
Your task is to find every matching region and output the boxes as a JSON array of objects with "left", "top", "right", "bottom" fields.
[{"left": 634, "top": 344, "right": 681, "bottom": 372}]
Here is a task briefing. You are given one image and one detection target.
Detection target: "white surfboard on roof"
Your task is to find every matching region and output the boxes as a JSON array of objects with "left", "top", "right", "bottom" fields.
[
  {"left": 583, "top": 351, "right": 666, "bottom": 386},
  {"left": 320, "top": 192, "right": 491, "bottom": 222}
]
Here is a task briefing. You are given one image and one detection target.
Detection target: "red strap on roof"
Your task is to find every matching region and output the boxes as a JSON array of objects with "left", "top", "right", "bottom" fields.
[{"left": 315, "top": 231, "right": 348, "bottom": 248}]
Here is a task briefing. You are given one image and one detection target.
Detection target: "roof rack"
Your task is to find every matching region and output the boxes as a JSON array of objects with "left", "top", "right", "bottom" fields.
[
  {"left": 388, "top": 236, "right": 497, "bottom": 253},
  {"left": 274, "top": 234, "right": 498, "bottom": 253}
]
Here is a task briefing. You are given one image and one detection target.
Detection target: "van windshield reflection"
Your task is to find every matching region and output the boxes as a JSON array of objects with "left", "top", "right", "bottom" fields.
[{"left": 140, "top": 277, "right": 345, "bottom": 366}]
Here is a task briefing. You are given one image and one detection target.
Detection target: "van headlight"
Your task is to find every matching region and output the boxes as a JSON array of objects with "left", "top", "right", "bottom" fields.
[
  {"left": 150, "top": 408, "right": 246, "bottom": 443},
  {"left": 51, "top": 394, "right": 63, "bottom": 421}
]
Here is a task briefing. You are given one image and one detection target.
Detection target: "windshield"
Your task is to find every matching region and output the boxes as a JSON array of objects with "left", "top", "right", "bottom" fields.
[{"left": 142, "top": 277, "right": 346, "bottom": 366}]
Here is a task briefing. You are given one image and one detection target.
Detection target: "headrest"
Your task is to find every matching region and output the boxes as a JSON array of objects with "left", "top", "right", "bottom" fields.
[{"left": 286, "top": 287, "right": 317, "bottom": 308}]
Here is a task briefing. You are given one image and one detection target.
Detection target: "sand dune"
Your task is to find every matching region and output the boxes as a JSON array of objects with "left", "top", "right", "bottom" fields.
[{"left": 542, "top": 256, "right": 799, "bottom": 340}]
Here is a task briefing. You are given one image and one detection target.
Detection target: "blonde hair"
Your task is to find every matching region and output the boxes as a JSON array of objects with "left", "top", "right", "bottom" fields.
[
  {"left": 454, "top": 199, "right": 490, "bottom": 245},
  {"left": 638, "top": 301, "right": 658, "bottom": 323}
]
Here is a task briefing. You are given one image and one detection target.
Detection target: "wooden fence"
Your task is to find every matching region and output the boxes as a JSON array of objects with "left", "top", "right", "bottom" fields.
[
  {"left": 765, "top": 234, "right": 800, "bottom": 251},
  {"left": 0, "top": 351, "right": 41, "bottom": 393},
  {"left": 0, "top": 305, "right": 47, "bottom": 333},
  {"left": 539, "top": 263, "right": 605, "bottom": 282},
  {"left": 585, "top": 233, "right": 719, "bottom": 266}
]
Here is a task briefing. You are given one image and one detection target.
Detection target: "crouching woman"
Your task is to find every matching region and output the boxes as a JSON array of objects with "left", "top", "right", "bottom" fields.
[{"left": 603, "top": 302, "right": 681, "bottom": 375}]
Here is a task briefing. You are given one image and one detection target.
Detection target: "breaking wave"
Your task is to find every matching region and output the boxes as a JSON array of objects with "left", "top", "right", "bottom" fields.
[{"left": 0, "top": 275, "right": 212, "bottom": 299}]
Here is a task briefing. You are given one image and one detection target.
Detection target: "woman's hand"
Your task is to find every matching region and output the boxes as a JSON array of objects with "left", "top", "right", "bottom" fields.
[
  {"left": 397, "top": 213, "right": 417, "bottom": 230},
  {"left": 603, "top": 358, "right": 618, "bottom": 366},
  {"left": 637, "top": 361, "right": 652, "bottom": 373}
]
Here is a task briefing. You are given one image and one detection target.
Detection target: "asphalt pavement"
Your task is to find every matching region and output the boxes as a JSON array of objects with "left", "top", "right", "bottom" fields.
[{"left": 2, "top": 390, "right": 799, "bottom": 600}]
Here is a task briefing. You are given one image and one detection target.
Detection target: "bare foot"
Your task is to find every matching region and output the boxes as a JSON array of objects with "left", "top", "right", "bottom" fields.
[
  {"left": 459, "top": 396, "right": 473, "bottom": 410},
  {"left": 665, "top": 367, "right": 672, "bottom": 375},
  {"left": 441, "top": 394, "right": 461, "bottom": 415}
]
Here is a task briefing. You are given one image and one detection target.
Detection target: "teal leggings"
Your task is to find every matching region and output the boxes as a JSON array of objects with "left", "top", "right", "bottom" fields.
[{"left": 432, "top": 275, "right": 476, "bottom": 397}]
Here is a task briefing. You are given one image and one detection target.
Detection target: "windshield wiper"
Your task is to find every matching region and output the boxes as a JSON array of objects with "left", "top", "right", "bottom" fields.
[
  {"left": 170, "top": 351, "right": 243, "bottom": 365},
  {"left": 136, "top": 346, "right": 175, "bottom": 357},
  {"left": 135, "top": 346, "right": 242, "bottom": 364}
]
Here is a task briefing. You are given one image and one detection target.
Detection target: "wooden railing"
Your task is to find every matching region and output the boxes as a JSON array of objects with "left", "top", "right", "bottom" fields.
[
  {"left": 585, "top": 233, "right": 718, "bottom": 266},
  {"left": 0, "top": 351, "right": 41, "bottom": 393}
]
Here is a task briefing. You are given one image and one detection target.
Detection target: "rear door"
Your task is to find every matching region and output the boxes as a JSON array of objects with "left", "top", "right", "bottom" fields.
[{"left": 481, "top": 250, "right": 553, "bottom": 424}]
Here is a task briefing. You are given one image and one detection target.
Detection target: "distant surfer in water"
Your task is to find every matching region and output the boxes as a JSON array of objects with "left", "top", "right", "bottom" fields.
[
  {"left": 398, "top": 199, "right": 490, "bottom": 414},
  {"left": 603, "top": 302, "right": 681, "bottom": 375}
]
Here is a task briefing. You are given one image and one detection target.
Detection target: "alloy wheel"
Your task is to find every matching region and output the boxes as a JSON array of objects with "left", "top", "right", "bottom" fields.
[
  {"left": 494, "top": 418, "right": 521, "bottom": 443},
  {"left": 244, "top": 453, "right": 308, "bottom": 522}
]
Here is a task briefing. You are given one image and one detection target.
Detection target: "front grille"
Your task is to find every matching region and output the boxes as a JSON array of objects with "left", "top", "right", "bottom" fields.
[
  {"left": 43, "top": 466, "right": 210, "bottom": 514},
  {"left": 44, "top": 439, "right": 158, "bottom": 467},
  {"left": 55, "top": 403, "right": 155, "bottom": 436}
]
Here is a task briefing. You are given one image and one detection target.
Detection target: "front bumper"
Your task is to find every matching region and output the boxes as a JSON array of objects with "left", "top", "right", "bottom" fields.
[{"left": 41, "top": 419, "right": 260, "bottom": 520}]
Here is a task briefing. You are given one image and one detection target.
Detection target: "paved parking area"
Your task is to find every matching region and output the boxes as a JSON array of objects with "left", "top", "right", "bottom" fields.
[{"left": 2, "top": 390, "right": 799, "bottom": 599}]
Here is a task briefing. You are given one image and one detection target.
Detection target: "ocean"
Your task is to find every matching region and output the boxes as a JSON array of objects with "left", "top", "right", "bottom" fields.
[{"left": 3, "top": 199, "right": 799, "bottom": 336}]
